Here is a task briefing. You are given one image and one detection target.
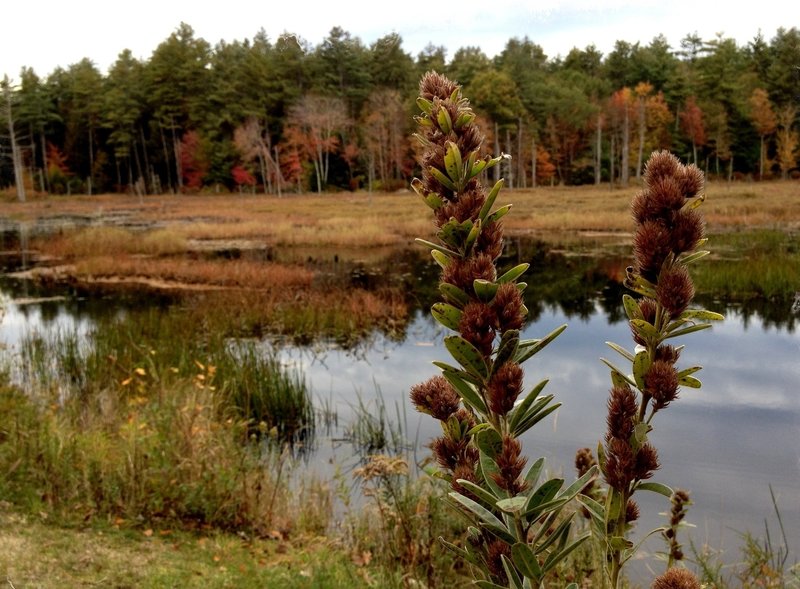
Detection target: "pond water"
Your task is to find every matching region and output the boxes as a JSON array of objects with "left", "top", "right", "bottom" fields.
[{"left": 1, "top": 240, "right": 799, "bottom": 576}]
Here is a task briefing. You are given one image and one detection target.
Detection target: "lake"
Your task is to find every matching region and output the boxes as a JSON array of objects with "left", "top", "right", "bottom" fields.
[{"left": 1, "top": 240, "right": 798, "bottom": 577}]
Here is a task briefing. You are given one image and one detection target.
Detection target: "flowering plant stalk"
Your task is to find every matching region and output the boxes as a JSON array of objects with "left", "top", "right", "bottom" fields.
[
  {"left": 579, "top": 151, "right": 723, "bottom": 588},
  {"left": 409, "top": 71, "right": 596, "bottom": 588}
]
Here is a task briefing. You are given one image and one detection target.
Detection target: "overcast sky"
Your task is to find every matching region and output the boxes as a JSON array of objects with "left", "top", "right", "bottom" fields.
[{"left": 1, "top": 0, "right": 794, "bottom": 79}]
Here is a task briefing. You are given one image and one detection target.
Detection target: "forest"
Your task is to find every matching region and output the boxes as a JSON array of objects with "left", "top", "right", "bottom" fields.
[{"left": 1, "top": 23, "right": 799, "bottom": 197}]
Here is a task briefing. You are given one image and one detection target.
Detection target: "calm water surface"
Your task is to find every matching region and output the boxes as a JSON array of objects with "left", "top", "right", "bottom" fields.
[{"left": 1, "top": 249, "right": 798, "bottom": 574}]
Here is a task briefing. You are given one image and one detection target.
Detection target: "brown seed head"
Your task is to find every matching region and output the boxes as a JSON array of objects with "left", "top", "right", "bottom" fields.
[
  {"left": 668, "top": 209, "right": 704, "bottom": 256},
  {"left": 410, "top": 375, "right": 461, "bottom": 421},
  {"left": 493, "top": 282, "right": 525, "bottom": 332},
  {"left": 634, "top": 443, "right": 660, "bottom": 480},
  {"left": 656, "top": 265, "right": 695, "bottom": 318},
  {"left": 487, "top": 361, "right": 524, "bottom": 416},
  {"left": 651, "top": 568, "right": 701, "bottom": 589},
  {"left": 604, "top": 437, "right": 635, "bottom": 492},
  {"left": 459, "top": 301, "right": 497, "bottom": 358},
  {"left": 486, "top": 540, "right": 511, "bottom": 583},
  {"left": 646, "top": 360, "right": 679, "bottom": 411},
  {"left": 606, "top": 385, "right": 638, "bottom": 441},
  {"left": 491, "top": 436, "right": 528, "bottom": 495},
  {"left": 626, "top": 499, "right": 641, "bottom": 523},
  {"left": 419, "top": 71, "right": 459, "bottom": 102},
  {"left": 643, "top": 150, "right": 681, "bottom": 186},
  {"left": 634, "top": 220, "right": 672, "bottom": 282}
]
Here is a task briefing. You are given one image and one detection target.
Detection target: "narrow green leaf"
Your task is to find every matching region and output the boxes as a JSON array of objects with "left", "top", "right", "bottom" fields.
[
  {"left": 632, "top": 350, "right": 651, "bottom": 390},
  {"left": 609, "top": 536, "right": 634, "bottom": 551},
  {"left": 523, "top": 478, "right": 563, "bottom": 518},
  {"left": 441, "top": 370, "right": 488, "bottom": 414},
  {"left": 455, "top": 111, "right": 475, "bottom": 129},
  {"left": 448, "top": 491, "right": 515, "bottom": 543},
  {"left": 632, "top": 422, "right": 650, "bottom": 451},
  {"left": 523, "top": 456, "right": 546, "bottom": 489},
  {"left": 515, "top": 324, "right": 567, "bottom": 364},
  {"left": 464, "top": 217, "right": 481, "bottom": 254},
  {"left": 606, "top": 341, "right": 635, "bottom": 363},
  {"left": 508, "top": 383, "right": 551, "bottom": 433},
  {"left": 431, "top": 302, "right": 463, "bottom": 331},
  {"left": 468, "top": 159, "right": 488, "bottom": 180},
  {"left": 622, "top": 294, "right": 643, "bottom": 321},
  {"left": 678, "top": 309, "right": 725, "bottom": 322},
  {"left": 498, "top": 263, "right": 530, "bottom": 284},
  {"left": 444, "top": 336, "right": 489, "bottom": 381},
  {"left": 429, "top": 166, "right": 456, "bottom": 191},
  {"left": 676, "top": 366, "right": 702, "bottom": 379},
  {"left": 437, "top": 107, "right": 452, "bottom": 134},
  {"left": 444, "top": 141, "right": 463, "bottom": 184},
  {"left": 636, "top": 481, "right": 674, "bottom": 497},
  {"left": 678, "top": 249, "right": 710, "bottom": 265},
  {"left": 501, "top": 555, "right": 523, "bottom": 589},
  {"left": 557, "top": 465, "right": 599, "bottom": 501},
  {"left": 430, "top": 249, "right": 450, "bottom": 269},
  {"left": 439, "top": 282, "right": 470, "bottom": 307},
  {"left": 415, "top": 238, "right": 460, "bottom": 258},
  {"left": 630, "top": 319, "right": 660, "bottom": 342},
  {"left": 492, "top": 329, "right": 520, "bottom": 376},
  {"left": 679, "top": 375, "right": 702, "bottom": 388},
  {"left": 512, "top": 402, "right": 560, "bottom": 438},
  {"left": 487, "top": 204, "right": 512, "bottom": 224},
  {"left": 479, "top": 451, "right": 508, "bottom": 499},
  {"left": 542, "top": 532, "right": 592, "bottom": 574},
  {"left": 686, "top": 193, "right": 706, "bottom": 210},
  {"left": 664, "top": 323, "right": 713, "bottom": 340},
  {"left": 416, "top": 97, "right": 433, "bottom": 114},
  {"left": 600, "top": 358, "right": 636, "bottom": 388},
  {"left": 577, "top": 494, "right": 605, "bottom": 525},
  {"left": 475, "top": 428, "right": 504, "bottom": 458},
  {"left": 473, "top": 278, "right": 500, "bottom": 303},
  {"left": 511, "top": 543, "right": 542, "bottom": 581},
  {"left": 479, "top": 179, "right": 504, "bottom": 222},
  {"left": 497, "top": 496, "right": 528, "bottom": 514},
  {"left": 456, "top": 478, "right": 501, "bottom": 505}
]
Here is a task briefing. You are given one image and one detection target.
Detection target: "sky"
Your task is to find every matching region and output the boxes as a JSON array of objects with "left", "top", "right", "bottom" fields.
[{"left": 1, "top": 0, "right": 794, "bottom": 79}]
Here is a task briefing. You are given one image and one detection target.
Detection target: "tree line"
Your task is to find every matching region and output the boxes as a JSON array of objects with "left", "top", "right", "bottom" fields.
[{"left": 1, "top": 23, "right": 799, "bottom": 200}]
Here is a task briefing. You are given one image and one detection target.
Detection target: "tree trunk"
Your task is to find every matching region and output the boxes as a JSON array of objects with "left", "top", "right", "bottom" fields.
[
  {"left": 517, "top": 118, "right": 526, "bottom": 189},
  {"left": 274, "top": 146, "right": 283, "bottom": 198},
  {"left": 595, "top": 113, "right": 602, "bottom": 185},
  {"left": 493, "top": 122, "right": 500, "bottom": 184},
  {"left": 636, "top": 97, "right": 645, "bottom": 180},
  {"left": 531, "top": 138, "right": 537, "bottom": 188},
  {"left": 759, "top": 134, "right": 765, "bottom": 179},
  {"left": 40, "top": 131, "right": 50, "bottom": 193},
  {"left": 4, "top": 82, "right": 26, "bottom": 202},
  {"left": 610, "top": 134, "right": 616, "bottom": 190},
  {"left": 505, "top": 128, "right": 513, "bottom": 189},
  {"left": 621, "top": 107, "right": 630, "bottom": 185},
  {"left": 160, "top": 122, "right": 173, "bottom": 193}
]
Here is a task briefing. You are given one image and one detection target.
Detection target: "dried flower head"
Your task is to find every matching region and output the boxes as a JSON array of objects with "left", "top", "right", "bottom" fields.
[
  {"left": 492, "top": 436, "right": 528, "bottom": 495},
  {"left": 410, "top": 375, "right": 461, "bottom": 421},
  {"left": 606, "top": 385, "right": 638, "bottom": 441},
  {"left": 487, "top": 361, "right": 524, "bottom": 415},
  {"left": 459, "top": 301, "right": 497, "bottom": 358},
  {"left": 651, "top": 568, "right": 701, "bottom": 589},
  {"left": 646, "top": 360, "right": 680, "bottom": 412},
  {"left": 493, "top": 282, "right": 525, "bottom": 331}
]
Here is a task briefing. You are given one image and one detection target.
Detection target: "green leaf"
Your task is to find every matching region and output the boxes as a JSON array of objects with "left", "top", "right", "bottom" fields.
[
  {"left": 501, "top": 555, "right": 523, "bottom": 589},
  {"left": 439, "top": 282, "right": 470, "bottom": 307},
  {"left": 632, "top": 350, "right": 651, "bottom": 390},
  {"left": 678, "top": 249, "right": 710, "bottom": 265},
  {"left": 454, "top": 111, "right": 475, "bottom": 129},
  {"left": 636, "top": 481, "right": 673, "bottom": 497},
  {"left": 444, "top": 336, "right": 489, "bottom": 381},
  {"left": 415, "top": 238, "right": 461, "bottom": 258},
  {"left": 623, "top": 294, "right": 643, "bottom": 321},
  {"left": 523, "top": 456, "right": 546, "bottom": 489},
  {"left": 448, "top": 492, "right": 515, "bottom": 543},
  {"left": 664, "top": 323, "right": 713, "bottom": 340},
  {"left": 511, "top": 543, "right": 542, "bottom": 581},
  {"left": 679, "top": 375, "right": 702, "bottom": 388},
  {"left": 523, "top": 478, "right": 563, "bottom": 518},
  {"left": 557, "top": 465, "right": 599, "bottom": 501},
  {"left": 441, "top": 370, "right": 487, "bottom": 414},
  {"left": 498, "top": 263, "right": 530, "bottom": 284},
  {"left": 429, "top": 166, "right": 456, "bottom": 191},
  {"left": 438, "top": 217, "right": 472, "bottom": 249},
  {"left": 600, "top": 358, "right": 636, "bottom": 388},
  {"left": 678, "top": 309, "right": 725, "bottom": 322},
  {"left": 630, "top": 319, "right": 660, "bottom": 342},
  {"left": 676, "top": 365, "right": 702, "bottom": 379},
  {"left": 496, "top": 496, "right": 528, "bottom": 514},
  {"left": 515, "top": 324, "right": 567, "bottom": 364},
  {"left": 542, "top": 532, "right": 591, "bottom": 574},
  {"left": 433, "top": 361, "right": 482, "bottom": 386},
  {"left": 437, "top": 107, "right": 452, "bottom": 134},
  {"left": 473, "top": 278, "right": 500, "bottom": 303},
  {"left": 487, "top": 204, "right": 512, "bottom": 224},
  {"left": 430, "top": 249, "right": 450, "bottom": 269},
  {"left": 475, "top": 428, "right": 504, "bottom": 458},
  {"left": 416, "top": 97, "right": 433, "bottom": 114},
  {"left": 632, "top": 422, "right": 650, "bottom": 451},
  {"left": 608, "top": 536, "right": 634, "bottom": 551},
  {"left": 431, "top": 302, "right": 463, "bottom": 331},
  {"left": 577, "top": 494, "right": 605, "bottom": 524},
  {"left": 479, "top": 179, "right": 504, "bottom": 222},
  {"left": 512, "top": 401, "right": 560, "bottom": 438},
  {"left": 456, "top": 478, "right": 501, "bottom": 506},
  {"left": 479, "top": 451, "right": 508, "bottom": 499},
  {"left": 464, "top": 218, "right": 481, "bottom": 254},
  {"left": 507, "top": 383, "right": 551, "bottom": 434},
  {"left": 606, "top": 341, "right": 635, "bottom": 363},
  {"left": 492, "top": 330, "right": 520, "bottom": 375},
  {"left": 444, "top": 141, "right": 463, "bottom": 184}
]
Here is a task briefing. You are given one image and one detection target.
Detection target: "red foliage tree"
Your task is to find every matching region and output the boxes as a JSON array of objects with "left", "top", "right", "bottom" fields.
[
  {"left": 679, "top": 96, "right": 706, "bottom": 164},
  {"left": 179, "top": 130, "right": 208, "bottom": 191},
  {"left": 231, "top": 165, "right": 256, "bottom": 190}
]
